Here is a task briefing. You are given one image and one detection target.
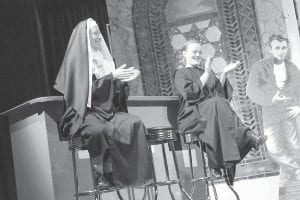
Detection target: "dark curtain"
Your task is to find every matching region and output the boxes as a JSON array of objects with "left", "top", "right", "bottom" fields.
[
  {"left": 35, "top": 0, "right": 109, "bottom": 95},
  {"left": 0, "top": 0, "right": 109, "bottom": 112},
  {"left": 0, "top": 0, "right": 49, "bottom": 113}
]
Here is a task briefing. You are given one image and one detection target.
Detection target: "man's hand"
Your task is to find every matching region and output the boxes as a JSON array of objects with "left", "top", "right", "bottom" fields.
[
  {"left": 272, "top": 91, "right": 292, "bottom": 104},
  {"left": 286, "top": 106, "right": 300, "bottom": 119},
  {"left": 112, "top": 64, "right": 140, "bottom": 82}
]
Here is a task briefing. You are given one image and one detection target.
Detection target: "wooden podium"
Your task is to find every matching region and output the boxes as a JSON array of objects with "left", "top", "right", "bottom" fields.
[
  {"left": 0, "top": 97, "right": 81, "bottom": 200},
  {"left": 0, "top": 96, "right": 206, "bottom": 200}
]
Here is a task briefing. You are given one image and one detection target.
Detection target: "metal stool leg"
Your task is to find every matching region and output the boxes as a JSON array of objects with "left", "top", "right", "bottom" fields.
[
  {"left": 147, "top": 127, "right": 193, "bottom": 200},
  {"left": 94, "top": 192, "right": 101, "bottom": 200},
  {"left": 148, "top": 143, "right": 158, "bottom": 200},
  {"left": 222, "top": 169, "right": 240, "bottom": 200},
  {"left": 169, "top": 142, "right": 193, "bottom": 200},
  {"left": 201, "top": 141, "right": 220, "bottom": 200},
  {"left": 198, "top": 141, "right": 220, "bottom": 200},
  {"left": 208, "top": 168, "right": 218, "bottom": 200},
  {"left": 71, "top": 149, "right": 80, "bottom": 200},
  {"left": 187, "top": 143, "right": 196, "bottom": 197},
  {"left": 188, "top": 140, "right": 220, "bottom": 200},
  {"left": 161, "top": 143, "right": 175, "bottom": 200},
  {"left": 117, "top": 191, "right": 124, "bottom": 200},
  {"left": 141, "top": 187, "right": 148, "bottom": 200},
  {"left": 198, "top": 141, "right": 211, "bottom": 200}
]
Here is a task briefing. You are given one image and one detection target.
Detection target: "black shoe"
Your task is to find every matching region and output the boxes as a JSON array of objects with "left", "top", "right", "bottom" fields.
[
  {"left": 248, "top": 133, "right": 267, "bottom": 151},
  {"left": 96, "top": 174, "right": 111, "bottom": 190},
  {"left": 92, "top": 163, "right": 113, "bottom": 190},
  {"left": 103, "top": 172, "right": 115, "bottom": 186},
  {"left": 211, "top": 169, "right": 223, "bottom": 177}
]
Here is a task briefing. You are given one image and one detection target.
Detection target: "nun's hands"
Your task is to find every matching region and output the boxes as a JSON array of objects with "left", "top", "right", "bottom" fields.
[
  {"left": 204, "top": 57, "right": 212, "bottom": 74},
  {"left": 112, "top": 64, "right": 141, "bottom": 82},
  {"left": 223, "top": 61, "right": 241, "bottom": 74}
]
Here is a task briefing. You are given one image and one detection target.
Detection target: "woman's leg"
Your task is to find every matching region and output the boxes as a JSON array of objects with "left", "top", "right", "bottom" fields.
[
  {"left": 109, "top": 112, "right": 152, "bottom": 186},
  {"left": 79, "top": 112, "right": 116, "bottom": 186}
]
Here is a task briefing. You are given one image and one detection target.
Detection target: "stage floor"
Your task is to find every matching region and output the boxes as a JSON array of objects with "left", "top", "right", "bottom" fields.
[{"left": 209, "top": 175, "right": 300, "bottom": 200}]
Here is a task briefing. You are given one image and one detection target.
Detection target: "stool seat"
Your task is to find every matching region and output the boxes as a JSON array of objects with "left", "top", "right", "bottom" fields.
[
  {"left": 147, "top": 126, "right": 176, "bottom": 144},
  {"left": 183, "top": 133, "right": 201, "bottom": 144}
]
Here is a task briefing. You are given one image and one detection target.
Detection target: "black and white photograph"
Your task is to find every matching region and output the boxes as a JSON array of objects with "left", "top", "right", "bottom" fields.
[{"left": 1, "top": 0, "right": 300, "bottom": 200}]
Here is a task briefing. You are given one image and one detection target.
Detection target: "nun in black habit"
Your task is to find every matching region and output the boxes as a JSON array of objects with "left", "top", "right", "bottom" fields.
[
  {"left": 175, "top": 40, "right": 267, "bottom": 184},
  {"left": 54, "top": 18, "right": 152, "bottom": 188}
]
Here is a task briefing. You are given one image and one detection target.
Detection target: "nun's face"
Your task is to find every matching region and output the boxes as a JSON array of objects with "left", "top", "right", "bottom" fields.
[
  {"left": 183, "top": 43, "right": 202, "bottom": 67},
  {"left": 89, "top": 25, "right": 102, "bottom": 51}
]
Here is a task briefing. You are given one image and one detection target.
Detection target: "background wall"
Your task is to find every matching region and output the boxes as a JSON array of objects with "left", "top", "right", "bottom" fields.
[
  {"left": 105, "top": 0, "right": 299, "bottom": 181},
  {"left": 254, "top": 0, "right": 287, "bottom": 56},
  {"left": 106, "top": 0, "right": 144, "bottom": 96}
]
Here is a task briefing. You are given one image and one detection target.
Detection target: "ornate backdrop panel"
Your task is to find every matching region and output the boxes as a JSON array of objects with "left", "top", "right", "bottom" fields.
[
  {"left": 132, "top": 0, "right": 281, "bottom": 179},
  {"left": 133, "top": 0, "right": 263, "bottom": 133}
]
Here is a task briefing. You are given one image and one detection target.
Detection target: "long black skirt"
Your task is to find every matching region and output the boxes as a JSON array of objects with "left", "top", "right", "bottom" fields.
[{"left": 79, "top": 111, "right": 152, "bottom": 187}]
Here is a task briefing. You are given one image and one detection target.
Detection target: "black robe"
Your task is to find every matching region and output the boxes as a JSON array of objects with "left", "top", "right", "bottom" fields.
[
  {"left": 175, "top": 67, "right": 252, "bottom": 182},
  {"left": 79, "top": 75, "right": 151, "bottom": 186},
  {"left": 54, "top": 19, "right": 151, "bottom": 187}
]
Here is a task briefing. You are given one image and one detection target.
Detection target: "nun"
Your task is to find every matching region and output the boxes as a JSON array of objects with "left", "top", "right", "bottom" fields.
[{"left": 54, "top": 18, "right": 152, "bottom": 188}]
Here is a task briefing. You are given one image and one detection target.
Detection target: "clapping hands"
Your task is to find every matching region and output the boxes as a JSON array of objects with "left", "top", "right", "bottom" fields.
[
  {"left": 204, "top": 57, "right": 241, "bottom": 74},
  {"left": 204, "top": 57, "right": 212, "bottom": 74},
  {"left": 112, "top": 64, "right": 141, "bottom": 82},
  {"left": 223, "top": 61, "right": 241, "bottom": 74}
]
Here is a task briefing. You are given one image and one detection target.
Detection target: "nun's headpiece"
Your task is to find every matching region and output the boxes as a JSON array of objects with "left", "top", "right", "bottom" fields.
[{"left": 54, "top": 18, "right": 115, "bottom": 118}]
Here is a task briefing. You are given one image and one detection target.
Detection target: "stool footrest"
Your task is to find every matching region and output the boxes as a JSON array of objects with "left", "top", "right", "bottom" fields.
[
  {"left": 190, "top": 176, "right": 216, "bottom": 183},
  {"left": 145, "top": 180, "right": 181, "bottom": 187},
  {"left": 74, "top": 190, "right": 98, "bottom": 197},
  {"left": 74, "top": 186, "right": 123, "bottom": 197}
]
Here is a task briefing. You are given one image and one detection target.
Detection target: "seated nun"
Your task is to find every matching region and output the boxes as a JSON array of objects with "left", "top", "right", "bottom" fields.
[
  {"left": 175, "top": 40, "right": 267, "bottom": 183},
  {"left": 54, "top": 18, "right": 152, "bottom": 188}
]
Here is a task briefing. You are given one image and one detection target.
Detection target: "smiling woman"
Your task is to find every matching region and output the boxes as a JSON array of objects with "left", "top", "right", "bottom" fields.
[
  {"left": 175, "top": 40, "right": 267, "bottom": 184},
  {"left": 89, "top": 26, "right": 103, "bottom": 51}
]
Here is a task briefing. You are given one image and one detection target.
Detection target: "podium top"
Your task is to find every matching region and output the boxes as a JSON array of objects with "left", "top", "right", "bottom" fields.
[
  {"left": 128, "top": 95, "right": 178, "bottom": 102},
  {"left": 1, "top": 96, "right": 178, "bottom": 117},
  {"left": 0, "top": 96, "right": 64, "bottom": 117}
]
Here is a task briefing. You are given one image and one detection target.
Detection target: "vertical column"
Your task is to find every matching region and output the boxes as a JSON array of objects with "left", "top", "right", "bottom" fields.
[{"left": 282, "top": 0, "right": 300, "bottom": 68}]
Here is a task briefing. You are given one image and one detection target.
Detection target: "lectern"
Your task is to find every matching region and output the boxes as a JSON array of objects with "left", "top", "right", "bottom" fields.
[
  {"left": 0, "top": 97, "right": 92, "bottom": 200},
  {"left": 0, "top": 96, "right": 206, "bottom": 200}
]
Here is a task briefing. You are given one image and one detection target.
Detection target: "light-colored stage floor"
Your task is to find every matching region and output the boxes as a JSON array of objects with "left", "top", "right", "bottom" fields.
[{"left": 209, "top": 175, "right": 300, "bottom": 200}]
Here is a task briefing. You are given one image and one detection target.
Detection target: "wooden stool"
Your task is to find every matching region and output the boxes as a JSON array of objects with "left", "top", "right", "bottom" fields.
[
  {"left": 57, "top": 124, "right": 124, "bottom": 200},
  {"left": 147, "top": 126, "right": 192, "bottom": 200},
  {"left": 185, "top": 133, "right": 240, "bottom": 200}
]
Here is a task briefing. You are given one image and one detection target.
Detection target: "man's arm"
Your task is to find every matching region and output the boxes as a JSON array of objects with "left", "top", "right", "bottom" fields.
[
  {"left": 286, "top": 64, "right": 300, "bottom": 118},
  {"left": 291, "top": 64, "right": 300, "bottom": 106}
]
